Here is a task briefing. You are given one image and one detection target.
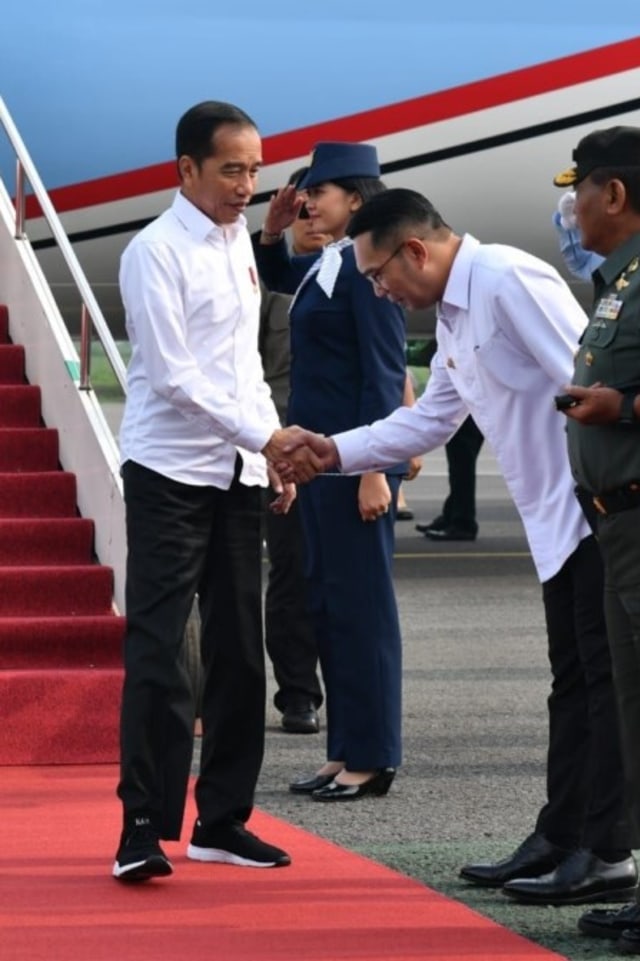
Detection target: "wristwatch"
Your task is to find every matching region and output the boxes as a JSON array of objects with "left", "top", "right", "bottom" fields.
[{"left": 619, "top": 390, "right": 639, "bottom": 425}]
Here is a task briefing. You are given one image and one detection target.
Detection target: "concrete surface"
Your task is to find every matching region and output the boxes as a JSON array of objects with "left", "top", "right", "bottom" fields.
[{"left": 246, "top": 448, "right": 634, "bottom": 961}]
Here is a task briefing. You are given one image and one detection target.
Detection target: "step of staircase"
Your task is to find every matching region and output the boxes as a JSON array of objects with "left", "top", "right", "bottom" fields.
[
  {"left": 0, "top": 428, "right": 60, "bottom": 471},
  {"left": 0, "top": 472, "right": 78, "bottom": 517},
  {"left": 0, "top": 304, "right": 8, "bottom": 342},
  {"left": 0, "top": 385, "right": 42, "bottom": 426},
  {"left": 0, "top": 344, "right": 25, "bottom": 383},
  {"left": 0, "top": 615, "right": 125, "bottom": 667},
  {"left": 0, "top": 668, "right": 123, "bottom": 765},
  {"left": 0, "top": 566, "right": 115, "bottom": 616},
  {"left": 0, "top": 518, "right": 95, "bottom": 565}
]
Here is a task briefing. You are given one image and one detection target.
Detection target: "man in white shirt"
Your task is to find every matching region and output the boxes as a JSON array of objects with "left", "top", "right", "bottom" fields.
[
  {"left": 276, "top": 187, "right": 637, "bottom": 904},
  {"left": 114, "top": 100, "right": 294, "bottom": 882}
]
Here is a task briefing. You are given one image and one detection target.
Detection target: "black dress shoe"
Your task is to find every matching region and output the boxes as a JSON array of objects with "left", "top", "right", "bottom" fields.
[
  {"left": 459, "top": 832, "right": 570, "bottom": 888},
  {"left": 395, "top": 508, "right": 414, "bottom": 521},
  {"left": 311, "top": 768, "right": 395, "bottom": 802},
  {"left": 281, "top": 698, "right": 320, "bottom": 735},
  {"left": 415, "top": 516, "right": 445, "bottom": 534},
  {"left": 423, "top": 526, "right": 476, "bottom": 541},
  {"left": 578, "top": 903, "right": 640, "bottom": 939},
  {"left": 619, "top": 925, "right": 640, "bottom": 955},
  {"left": 503, "top": 849, "right": 638, "bottom": 905},
  {"left": 289, "top": 772, "right": 336, "bottom": 794}
]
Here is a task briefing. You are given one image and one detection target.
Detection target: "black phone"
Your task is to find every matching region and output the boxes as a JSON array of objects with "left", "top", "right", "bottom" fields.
[{"left": 554, "top": 393, "right": 579, "bottom": 411}]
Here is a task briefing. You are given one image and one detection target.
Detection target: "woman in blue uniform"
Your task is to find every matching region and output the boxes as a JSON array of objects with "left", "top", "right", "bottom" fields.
[{"left": 256, "top": 143, "right": 406, "bottom": 801}]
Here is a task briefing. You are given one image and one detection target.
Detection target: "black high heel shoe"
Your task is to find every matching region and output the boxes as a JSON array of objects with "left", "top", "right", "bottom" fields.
[{"left": 311, "top": 768, "right": 395, "bottom": 802}]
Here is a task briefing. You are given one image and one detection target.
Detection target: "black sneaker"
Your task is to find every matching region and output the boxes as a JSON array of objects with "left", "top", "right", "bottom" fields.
[
  {"left": 113, "top": 816, "right": 173, "bottom": 882},
  {"left": 187, "top": 819, "right": 291, "bottom": 868}
]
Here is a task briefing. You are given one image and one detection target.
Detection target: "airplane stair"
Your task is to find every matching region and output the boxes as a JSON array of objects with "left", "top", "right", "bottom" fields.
[{"left": 0, "top": 304, "right": 125, "bottom": 765}]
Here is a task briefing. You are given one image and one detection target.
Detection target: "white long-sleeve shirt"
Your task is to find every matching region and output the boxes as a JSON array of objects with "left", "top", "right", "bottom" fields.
[
  {"left": 336, "top": 234, "right": 591, "bottom": 582},
  {"left": 119, "top": 191, "right": 279, "bottom": 488}
]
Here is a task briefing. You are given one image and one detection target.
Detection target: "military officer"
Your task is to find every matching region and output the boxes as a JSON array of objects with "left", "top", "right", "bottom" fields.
[{"left": 557, "top": 125, "right": 640, "bottom": 954}]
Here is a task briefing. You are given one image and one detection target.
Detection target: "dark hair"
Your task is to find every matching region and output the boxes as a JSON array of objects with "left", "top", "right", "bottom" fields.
[
  {"left": 347, "top": 187, "right": 450, "bottom": 246},
  {"left": 175, "top": 101, "right": 257, "bottom": 171},
  {"left": 589, "top": 166, "right": 640, "bottom": 214},
  {"left": 287, "top": 166, "right": 308, "bottom": 187},
  {"left": 331, "top": 176, "right": 386, "bottom": 204}
]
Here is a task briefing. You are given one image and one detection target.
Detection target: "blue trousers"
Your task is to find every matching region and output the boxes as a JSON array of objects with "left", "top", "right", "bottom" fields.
[{"left": 297, "top": 474, "right": 402, "bottom": 770}]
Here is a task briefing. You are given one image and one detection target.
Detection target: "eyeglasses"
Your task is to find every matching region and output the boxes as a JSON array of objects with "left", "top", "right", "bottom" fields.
[{"left": 365, "top": 242, "right": 405, "bottom": 288}]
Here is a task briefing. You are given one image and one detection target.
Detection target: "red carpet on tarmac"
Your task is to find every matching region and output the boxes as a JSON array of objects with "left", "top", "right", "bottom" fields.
[{"left": 0, "top": 766, "right": 566, "bottom": 961}]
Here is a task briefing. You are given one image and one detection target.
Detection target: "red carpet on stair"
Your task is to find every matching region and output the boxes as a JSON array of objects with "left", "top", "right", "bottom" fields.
[
  {"left": 0, "top": 304, "right": 124, "bottom": 765},
  {"left": 0, "top": 766, "right": 566, "bottom": 961}
]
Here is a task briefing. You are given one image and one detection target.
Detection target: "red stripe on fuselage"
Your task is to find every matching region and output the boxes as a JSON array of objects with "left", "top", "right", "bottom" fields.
[{"left": 28, "top": 35, "right": 640, "bottom": 218}]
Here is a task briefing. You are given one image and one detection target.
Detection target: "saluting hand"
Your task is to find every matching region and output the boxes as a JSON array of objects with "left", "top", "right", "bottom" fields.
[{"left": 262, "top": 185, "right": 305, "bottom": 237}]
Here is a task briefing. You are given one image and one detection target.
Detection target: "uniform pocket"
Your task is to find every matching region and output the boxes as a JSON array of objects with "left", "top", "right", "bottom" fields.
[
  {"left": 474, "top": 328, "right": 541, "bottom": 391},
  {"left": 581, "top": 319, "right": 620, "bottom": 348}
]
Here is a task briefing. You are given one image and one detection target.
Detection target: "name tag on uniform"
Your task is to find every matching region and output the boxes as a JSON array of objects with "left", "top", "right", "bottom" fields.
[{"left": 594, "top": 294, "right": 623, "bottom": 321}]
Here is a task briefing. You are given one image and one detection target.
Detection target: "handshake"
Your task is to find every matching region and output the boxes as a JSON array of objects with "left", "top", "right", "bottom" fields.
[{"left": 262, "top": 426, "right": 339, "bottom": 483}]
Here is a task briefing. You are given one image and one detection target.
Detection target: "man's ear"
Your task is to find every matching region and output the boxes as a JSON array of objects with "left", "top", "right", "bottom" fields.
[
  {"left": 606, "top": 178, "right": 627, "bottom": 214},
  {"left": 404, "top": 237, "right": 428, "bottom": 267},
  {"left": 178, "top": 154, "right": 195, "bottom": 183}
]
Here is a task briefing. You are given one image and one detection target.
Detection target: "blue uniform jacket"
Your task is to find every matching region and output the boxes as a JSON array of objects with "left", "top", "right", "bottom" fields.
[{"left": 255, "top": 238, "right": 407, "bottom": 473}]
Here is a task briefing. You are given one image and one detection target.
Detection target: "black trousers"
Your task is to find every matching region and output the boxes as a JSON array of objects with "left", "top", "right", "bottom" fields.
[
  {"left": 441, "top": 416, "right": 484, "bottom": 533},
  {"left": 117, "top": 460, "right": 266, "bottom": 841},
  {"left": 597, "top": 506, "right": 640, "bottom": 847},
  {"left": 536, "top": 534, "right": 631, "bottom": 852},
  {"left": 262, "top": 489, "right": 323, "bottom": 712}
]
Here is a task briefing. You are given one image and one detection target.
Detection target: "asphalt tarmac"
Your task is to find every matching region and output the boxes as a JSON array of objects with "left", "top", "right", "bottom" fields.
[{"left": 246, "top": 447, "right": 634, "bottom": 961}]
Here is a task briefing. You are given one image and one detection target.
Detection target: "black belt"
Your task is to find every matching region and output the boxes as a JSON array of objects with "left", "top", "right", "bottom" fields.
[{"left": 593, "top": 482, "right": 640, "bottom": 516}]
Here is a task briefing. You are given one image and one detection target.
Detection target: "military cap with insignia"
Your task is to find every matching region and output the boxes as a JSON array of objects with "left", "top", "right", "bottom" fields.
[
  {"left": 297, "top": 142, "right": 380, "bottom": 189},
  {"left": 553, "top": 125, "right": 640, "bottom": 187}
]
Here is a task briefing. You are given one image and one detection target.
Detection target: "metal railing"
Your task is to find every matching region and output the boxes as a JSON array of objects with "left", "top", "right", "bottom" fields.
[{"left": 0, "top": 95, "right": 127, "bottom": 393}]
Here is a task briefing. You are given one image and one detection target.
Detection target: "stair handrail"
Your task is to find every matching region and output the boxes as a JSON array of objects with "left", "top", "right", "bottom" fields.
[{"left": 0, "top": 95, "right": 127, "bottom": 394}]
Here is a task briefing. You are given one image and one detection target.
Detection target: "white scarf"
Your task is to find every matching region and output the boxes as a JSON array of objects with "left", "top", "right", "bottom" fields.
[{"left": 289, "top": 237, "right": 353, "bottom": 313}]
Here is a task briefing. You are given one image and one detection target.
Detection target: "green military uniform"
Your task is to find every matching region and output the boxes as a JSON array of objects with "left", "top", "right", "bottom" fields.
[
  {"left": 567, "top": 231, "right": 640, "bottom": 845},
  {"left": 568, "top": 231, "right": 640, "bottom": 495}
]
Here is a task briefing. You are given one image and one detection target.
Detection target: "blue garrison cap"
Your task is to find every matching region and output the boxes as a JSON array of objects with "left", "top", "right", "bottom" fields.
[{"left": 297, "top": 142, "right": 380, "bottom": 189}]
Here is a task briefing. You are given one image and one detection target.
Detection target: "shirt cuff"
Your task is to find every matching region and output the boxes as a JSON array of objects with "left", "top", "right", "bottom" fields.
[{"left": 334, "top": 428, "right": 371, "bottom": 474}]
